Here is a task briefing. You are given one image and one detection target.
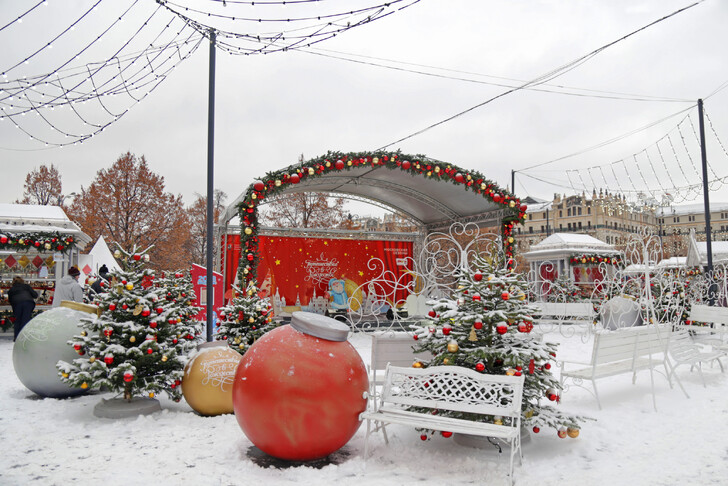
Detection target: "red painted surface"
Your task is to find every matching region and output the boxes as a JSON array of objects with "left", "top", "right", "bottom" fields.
[{"left": 232, "top": 325, "right": 369, "bottom": 461}]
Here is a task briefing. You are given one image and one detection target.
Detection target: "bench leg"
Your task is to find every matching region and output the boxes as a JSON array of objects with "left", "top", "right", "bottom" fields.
[
  {"left": 364, "top": 419, "right": 372, "bottom": 458},
  {"left": 665, "top": 360, "right": 690, "bottom": 399},
  {"left": 592, "top": 380, "right": 602, "bottom": 410}
]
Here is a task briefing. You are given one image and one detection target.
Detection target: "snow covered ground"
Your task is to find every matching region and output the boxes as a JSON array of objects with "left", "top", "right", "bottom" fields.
[{"left": 1, "top": 330, "right": 727, "bottom": 486}]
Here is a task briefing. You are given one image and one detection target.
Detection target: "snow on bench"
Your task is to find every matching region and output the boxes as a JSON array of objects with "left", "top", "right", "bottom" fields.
[
  {"left": 559, "top": 325, "right": 687, "bottom": 411},
  {"left": 531, "top": 301, "right": 595, "bottom": 325},
  {"left": 360, "top": 364, "right": 525, "bottom": 486}
]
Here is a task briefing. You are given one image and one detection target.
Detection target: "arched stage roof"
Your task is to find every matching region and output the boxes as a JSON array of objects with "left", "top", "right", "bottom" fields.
[{"left": 221, "top": 151, "right": 527, "bottom": 285}]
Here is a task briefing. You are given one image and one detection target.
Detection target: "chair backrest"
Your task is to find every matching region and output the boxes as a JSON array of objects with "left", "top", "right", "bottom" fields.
[
  {"left": 370, "top": 332, "right": 433, "bottom": 386},
  {"left": 533, "top": 301, "right": 594, "bottom": 317},
  {"left": 688, "top": 304, "right": 728, "bottom": 326},
  {"left": 381, "top": 364, "right": 525, "bottom": 419},
  {"left": 592, "top": 325, "right": 669, "bottom": 365}
]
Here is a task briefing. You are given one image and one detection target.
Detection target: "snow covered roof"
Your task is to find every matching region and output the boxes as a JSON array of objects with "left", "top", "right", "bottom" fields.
[
  {"left": 657, "top": 257, "right": 687, "bottom": 269},
  {"left": 686, "top": 229, "right": 728, "bottom": 266},
  {"left": 522, "top": 233, "right": 618, "bottom": 261},
  {"left": 656, "top": 202, "right": 728, "bottom": 217},
  {"left": 0, "top": 203, "right": 91, "bottom": 246}
]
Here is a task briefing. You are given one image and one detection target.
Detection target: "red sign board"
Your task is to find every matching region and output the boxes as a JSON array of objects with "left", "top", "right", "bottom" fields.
[{"left": 221, "top": 234, "right": 413, "bottom": 312}]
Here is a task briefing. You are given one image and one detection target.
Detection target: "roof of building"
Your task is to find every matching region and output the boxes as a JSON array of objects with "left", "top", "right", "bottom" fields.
[
  {"left": 0, "top": 203, "right": 91, "bottom": 246},
  {"left": 657, "top": 202, "right": 728, "bottom": 217},
  {"left": 686, "top": 229, "right": 728, "bottom": 266},
  {"left": 522, "top": 232, "right": 619, "bottom": 261}
]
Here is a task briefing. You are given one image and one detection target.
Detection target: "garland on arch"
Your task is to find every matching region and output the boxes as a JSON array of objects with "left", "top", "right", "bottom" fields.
[
  {"left": 0, "top": 231, "right": 78, "bottom": 254},
  {"left": 236, "top": 150, "right": 527, "bottom": 285},
  {"left": 569, "top": 253, "right": 624, "bottom": 267}
]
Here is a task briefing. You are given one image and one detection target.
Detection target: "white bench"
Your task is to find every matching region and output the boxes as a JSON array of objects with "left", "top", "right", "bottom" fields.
[
  {"left": 686, "top": 304, "right": 728, "bottom": 352},
  {"left": 667, "top": 329, "right": 725, "bottom": 388},
  {"left": 360, "top": 364, "right": 525, "bottom": 486},
  {"left": 559, "top": 325, "right": 687, "bottom": 410},
  {"left": 531, "top": 301, "right": 595, "bottom": 325}
]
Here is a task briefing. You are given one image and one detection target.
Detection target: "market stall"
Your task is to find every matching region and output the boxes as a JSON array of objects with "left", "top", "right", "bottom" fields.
[
  {"left": 523, "top": 233, "right": 622, "bottom": 300},
  {"left": 0, "top": 204, "right": 91, "bottom": 331}
]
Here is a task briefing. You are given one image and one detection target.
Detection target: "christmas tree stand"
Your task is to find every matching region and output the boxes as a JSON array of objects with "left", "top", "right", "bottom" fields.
[
  {"left": 93, "top": 397, "right": 161, "bottom": 419},
  {"left": 454, "top": 426, "right": 531, "bottom": 450}
]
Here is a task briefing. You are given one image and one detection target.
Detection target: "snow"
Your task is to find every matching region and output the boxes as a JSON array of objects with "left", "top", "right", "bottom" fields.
[{"left": 1, "top": 331, "right": 727, "bottom": 486}]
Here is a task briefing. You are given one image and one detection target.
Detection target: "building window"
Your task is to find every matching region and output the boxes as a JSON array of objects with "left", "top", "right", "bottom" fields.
[
  {"left": 587, "top": 221, "right": 591, "bottom": 228},
  {"left": 568, "top": 223, "right": 572, "bottom": 231},
  {"left": 528, "top": 214, "right": 532, "bottom": 220},
  {"left": 587, "top": 207, "right": 591, "bottom": 215},
  {"left": 567, "top": 208, "right": 571, "bottom": 216},
  {"left": 559, "top": 224, "right": 563, "bottom": 231},
  {"left": 541, "top": 225, "right": 545, "bottom": 233},
  {"left": 559, "top": 210, "right": 563, "bottom": 217},
  {"left": 688, "top": 215, "right": 695, "bottom": 222},
  {"left": 578, "top": 221, "right": 582, "bottom": 229},
  {"left": 529, "top": 226, "right": 533, "bottom": 234}
]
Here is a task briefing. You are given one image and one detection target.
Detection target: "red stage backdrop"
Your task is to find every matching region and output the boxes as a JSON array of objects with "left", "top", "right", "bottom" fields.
[{"left": 221, "top": 234, "right": 413, "bottom": 311}]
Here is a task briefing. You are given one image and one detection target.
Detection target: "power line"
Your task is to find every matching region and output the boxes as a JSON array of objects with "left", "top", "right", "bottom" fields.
[{"left": 375, "top": 1, "right": 704, "bottom": 151}]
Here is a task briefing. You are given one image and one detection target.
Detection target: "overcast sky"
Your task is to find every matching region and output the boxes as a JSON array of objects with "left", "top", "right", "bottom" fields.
[{"left": 2, "top": 0, "right": 728, "bottom": 215}]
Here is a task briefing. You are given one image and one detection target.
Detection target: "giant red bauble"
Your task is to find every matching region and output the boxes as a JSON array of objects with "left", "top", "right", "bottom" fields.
[{"left": 232, "top": 317, "right": 368, "bottom": 461}]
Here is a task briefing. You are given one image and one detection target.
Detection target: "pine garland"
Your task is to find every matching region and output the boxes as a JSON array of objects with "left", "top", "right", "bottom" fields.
[
  {"left": 569, "top": 253, "right": 624, "bottom": 266},
  {"left": 0, "top": 231, "right": 78, "bottom": 254}
]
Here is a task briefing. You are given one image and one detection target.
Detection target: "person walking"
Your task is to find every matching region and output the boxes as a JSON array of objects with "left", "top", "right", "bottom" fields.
[
  {"left": 52, "top": 266, "right": 84, "bottom": 306},
  {"left": 8, "top": 276, "right": 39, "bottom": 341}
]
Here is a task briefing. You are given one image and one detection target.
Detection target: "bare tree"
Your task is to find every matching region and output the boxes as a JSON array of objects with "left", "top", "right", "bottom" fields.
[
  {"left": 16, "top": 164, "right": 65, "bottom": 206},
  {"left": 260, "top": 193, "right": 347, "bottom": 228},
  {"left": 187, "top": 189, "right": 227, "bottom": 265}
]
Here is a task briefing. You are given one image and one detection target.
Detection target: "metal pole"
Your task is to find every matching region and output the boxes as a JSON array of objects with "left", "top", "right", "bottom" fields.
[
  {"left": 698, "top": 99, "right": 715, "bottom": 304},
  {"left": 206, "top": 29, "right": 216, "bottom": 341},
  {"left": 511, "top": 169, "right": 515, "bottom": 194}
]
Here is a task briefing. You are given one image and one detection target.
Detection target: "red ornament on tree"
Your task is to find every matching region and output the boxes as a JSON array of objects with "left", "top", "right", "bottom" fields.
[
  {"left": 501, "top": 292, "right": 510, "bottom": 300},
  {"left": 472, "top": 293, "right": 481, "bottom": 301},
  {"left": 146, "top": 348, "right": 153, "bottom": 355},
  {"left": 442, "top": 326, "right": 451, "bottom": 336},
  {"left": 108, "top": 303, "right": 116, "bottom": 311},
  {"left": 532, "top": 426, "right": 540, "bottom": 434},
  {"left": 441, "top": 431, "right": 453, "bottom": 438},
  {"left": 123, "top": 372, "right": 134, "bottom": 382},
  {"left": 428, "top": 310, "right": 436, "bottom": 318},
  {"left": 475, "top": 362, "right": 485, "bottom": 372},
  {"left": 474, "top": 320, "right": 483, "bottom": 330},
  {"left": 496, "top": 323, "right": 508, "bottom": 335},
  {"left": 104, "top": 355, "right": 114, "bottom": 365},
  {"left": 473, "top": 270, "right": 483, "bottom": 282},
  {"left": 133, "top": 254, "right": 141, "bottom": 261}
]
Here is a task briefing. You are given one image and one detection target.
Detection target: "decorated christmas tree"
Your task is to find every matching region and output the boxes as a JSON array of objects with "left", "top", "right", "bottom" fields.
[
  {"left": 57, "top": 246, "right": 203, "bottom": 401},
  {"left": 411, "top": 253, "right": 589, "bottom": 437},
  {"left": 548, "top": 273, "right": 584, "bottom": 303},
  {"left": 217, "top": 282, "right": 276, "bottom": 355}
]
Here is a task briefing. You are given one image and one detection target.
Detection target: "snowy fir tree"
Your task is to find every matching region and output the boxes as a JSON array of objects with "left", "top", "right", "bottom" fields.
[
  {"left": 57, "top": 246, "right": 203, "bottom": 401},
  {"left": 548, "top": 273, "right": 584, "bottom": 303},
  {"left": 411, "top": 254, "right": 589, "bottom": 437},
  {"left": 217, "top": 282, "right": 276, "bottom": 355}
]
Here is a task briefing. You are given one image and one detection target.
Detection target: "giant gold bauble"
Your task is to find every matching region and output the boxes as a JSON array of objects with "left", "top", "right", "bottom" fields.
[{"left": 182, "top": 342, "right": 242, "bottom": 416}]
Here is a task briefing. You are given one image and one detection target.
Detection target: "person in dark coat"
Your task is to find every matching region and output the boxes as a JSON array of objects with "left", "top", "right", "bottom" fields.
[
  {"left": 8, "top": 276, "right": 39, "bottom": 341},
  {"left": 91, "top": 264, "right": 110, "bottom": 295}
]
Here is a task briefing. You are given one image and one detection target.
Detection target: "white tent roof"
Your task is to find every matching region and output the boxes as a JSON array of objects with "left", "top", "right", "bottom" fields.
[
  {"left": 523, "top": 233, "right": 619, "bottom": 261},
  {"left": 88, "top": 235, "right": 121, "bottom": 272},
  {"left": 686, "top": 229, "right": 728, "bottom": 267},
  {"left": 0, "top": 203, "right": 91, "bottom": 246}
]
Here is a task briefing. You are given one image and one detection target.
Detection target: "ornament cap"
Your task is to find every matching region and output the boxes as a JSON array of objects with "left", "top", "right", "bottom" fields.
[{"left": 290, "top": 311, "right": 349, "bottom": 342}]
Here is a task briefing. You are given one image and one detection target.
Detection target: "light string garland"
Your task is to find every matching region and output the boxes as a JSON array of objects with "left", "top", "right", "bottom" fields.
[
  {"left": 569, "top": 253, "right": 624, "bottom": 267},
  {"left": 236, "top": 151, "right": 527, "bottom": 286},
  {"left": 0, "top": 1, "right": 204, "bottom": 148},
  {"left": 0, "top": 231, "right": 77, "bottom": 253}
]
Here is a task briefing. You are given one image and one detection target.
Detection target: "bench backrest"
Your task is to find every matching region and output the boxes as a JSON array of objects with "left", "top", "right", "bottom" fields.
[
  {"left": 591, "top": 325, "right": 669, "bottom": 365},
  {"left": 381, "top": 364, "right": 525, "bottom": 419},
  {"left": 532, "top": 301, "right": 594, "bottom": 317},
  {"left": 370, "top": 333, "right": 434, "bottom": 386},
  {"left": 688, "top": 304, "right": 728, "bottom": 326}
]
